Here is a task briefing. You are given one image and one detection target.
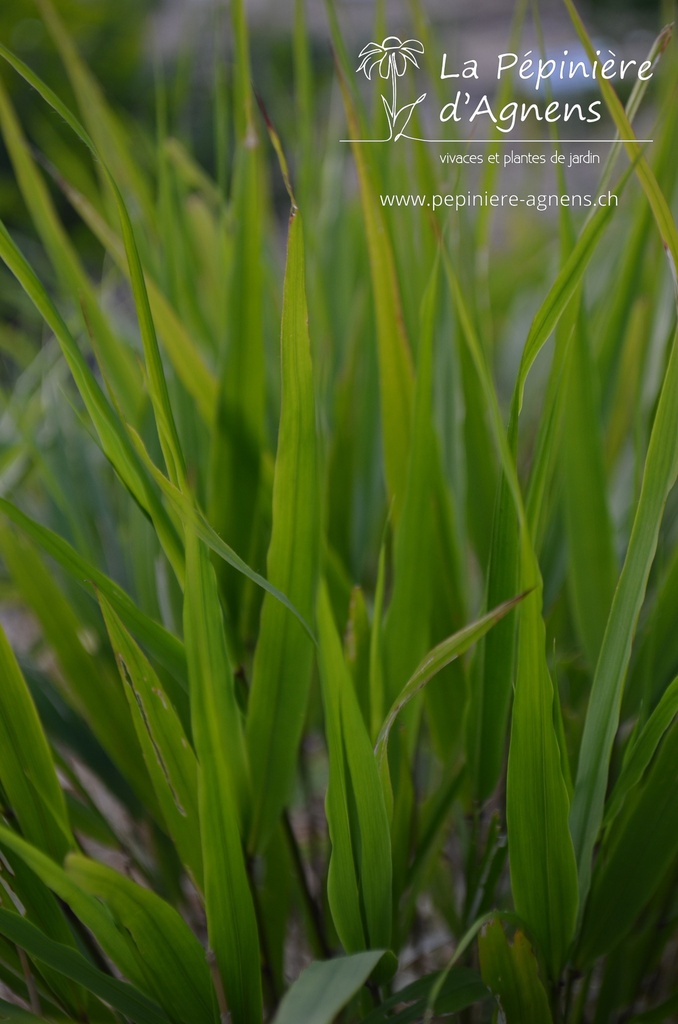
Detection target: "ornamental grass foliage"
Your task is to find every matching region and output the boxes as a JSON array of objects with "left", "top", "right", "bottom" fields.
[{"left": 0, "top": 0, "right": 677, "bottom": 1021}]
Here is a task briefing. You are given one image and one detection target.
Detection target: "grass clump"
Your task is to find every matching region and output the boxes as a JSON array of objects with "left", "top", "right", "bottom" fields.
[{"left": 0, "top": 1, "right": 677, "bottom": 1022}]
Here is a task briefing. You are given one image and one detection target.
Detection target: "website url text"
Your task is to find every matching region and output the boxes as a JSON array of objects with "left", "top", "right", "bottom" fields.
[{"left": 380, "top": 191, "right": 618, "bottom": 212}]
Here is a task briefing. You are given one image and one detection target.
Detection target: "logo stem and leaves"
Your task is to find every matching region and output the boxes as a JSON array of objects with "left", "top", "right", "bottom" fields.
[{"left": 357, "top": 37, "right": 426, "bottom": 141}]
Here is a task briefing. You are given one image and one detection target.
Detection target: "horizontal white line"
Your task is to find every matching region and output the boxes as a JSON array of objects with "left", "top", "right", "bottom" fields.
[{"left": 340, "top": 139, "right": 653, "bottom": 144}]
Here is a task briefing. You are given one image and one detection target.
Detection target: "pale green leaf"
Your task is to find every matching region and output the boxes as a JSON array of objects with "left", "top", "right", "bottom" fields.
[
  {"left": 0, "top": 624, "right": 73, "bottom": 860},
  {"left": 0, "top": 909, "right": 169, "bottom": 1024},
  {"left": 578, "top": 719, "right": 678, "bottom": 965},
  {"left": 479, "top": 922, "right": 552, "bottom": 1024},
  {"left": 98, "top": 595, "right": 202, "bottom": 887},
  {"left": 317, "top": 582, "right": 392, "bottom": 952},
  {"left": 604, "top": 675, "right": 678, "bottom": 828},
  {"left": 272, "top": 952, "right": 388, "bottom": 1024},
  {"left": 0, "top": 497, "right": 187, "bottom": 685},
  {"left": 0, "top": 826, "right": 148, "bottom": 993},
  {"left": 65, "top": 855, "right": 214, "bottom": 1024},
  {"left": 334, "top": 59, "right": 414, "bottom": 511},
  {"left": 183, "top": 530, "right": 262, "bottom": 1024},
  {"left": 246, "top": 203, "right": 320, "bottom": 851},
  {"left": 570, "top": 331, "right": 678, "bottom": 909},
  {"left": 376, "top": 594, "right": 526, "bottom": 814}
]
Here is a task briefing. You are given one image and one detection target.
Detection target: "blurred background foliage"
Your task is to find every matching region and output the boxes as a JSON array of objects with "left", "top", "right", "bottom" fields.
[{"left": 0, "top": 0, "right": 154, "bottom": 210}]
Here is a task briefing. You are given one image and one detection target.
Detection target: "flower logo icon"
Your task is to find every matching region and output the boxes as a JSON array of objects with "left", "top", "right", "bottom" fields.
[
  {"left": 357, "top": 37, "right": 424, "bottom": 80},
  {"left": 357, "top": 37, "right": 427, "bottom": 141}
]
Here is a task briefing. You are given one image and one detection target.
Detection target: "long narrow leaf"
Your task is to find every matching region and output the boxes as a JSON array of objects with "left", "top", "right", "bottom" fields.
[
  {"left": 0, "top": 497, "right": 187, "bottom": 683},
  {"left": 0, "top": 220, "right": 184, "bottom": 580},
  {"left": 0, "top": 39, "right": 186, "bottom": 488},
  {"left": 0, "top": 76, "right": 141, "bottom": 420},
  {"left": 317, "top": 583, "right": 393, "bottom": 952},
  {"left": 129, "top": 430, "right": 313, "bottom": 640},
  {"left": 376, "top": 594, "right": 527, "bottom": 813},
  {"left": 0, "top": 625, "right": 73, "bottom": 860},
  {"left": 563, "top": 0, "right": 678, "bottom": 271},
  {"left": 272, "top": 952, "right": 388, "bottom": 1024},
  {"left": 0, "top": 910, "right": 169, "bottom": 1024},
  {"left": 334, "top": 60, "right": 414, "bottom": 511},
  {"left": 246, "top": 198, "right": 320, "bottom": 851},
  {"left": 604, "top": 675, "right": 678, "bottom": 828},
  {"left": 0, "top": 827, "right": 147, "bottom": 992},
  {"left": 98, "top": 595, "right": 202, "bottom": 886},
  {"left": 570, "top": 330, "right": 678, "bottom": 907},
  {"left": 65, "top": 856, "right": 213, "bottom": 1024},
  {"left": 183, "top": 530, "right": 262, "bottom": 1024}
]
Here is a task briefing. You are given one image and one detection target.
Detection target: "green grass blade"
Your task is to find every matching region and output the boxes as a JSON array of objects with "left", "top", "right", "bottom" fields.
[
  {"left": 183, "top": 530, "right": 250, "bottom": 821},
  {"left": 376, "top": 594, "right": 526, "bottom": 813},
  {"left": 382, "top": 259, "right": 437, "bottom": 708},
  {"left": 597, "top": 69, "right": 678, "bottom": 390},
  {"left": 570, "top": 329, "right": 678, "bottom": 908},
  {"left": 506, "top": 571, "right": 579, "bottom": 979},
  {"left": 596, "top": 24, "right": 673, "bottom": 197},
  {"left": 111, "top": 180, "right": 186, "bottom": 488},
  {"left": 0, "top": 910, "right": 169, "bottom": 1024},
  {"left": 466, "top": 447, "right": 521, "bottom": 802},
  {"left": 0, "top": 1000, "right": 77, "bottom": 1024},
  {"left": 0, "top": 220, "right": 184, "bottom": 580},
  {"left": 603, "top": 296, "right": 651, "bottom": 472},
  {"left": 0, "top": 842, "right": 84, "bottom": 1014},
  {"left": 271, "top": 952, "right": 388, "bottom": 1024},
  {"left": 345, "top": 585, "right": 372, "bottom": 731},
  {"left": 562, "top": 315, "right": 617, "bottom": 666},
  {"left": 627, "top": 542, "right": 678, "bottom": 716},
  {"left": 0, "top": 623, "right": 73, "bottom": 860},
  {"left": 36, "top": 0, "right": 154, "bottom": 221},
  {"left": 604, "top": 676, "right": 678, "bottom": 829},
  {"left": 163, "top": 138, "right": 224, "bottom": 211},
  {"left": 440, "top": 244, "right": 578, "bottom": 973},
  {"left": 98, "top": 595, "right": 202, "bottom": 887},
  {"left": 0, "top": 39, "right": 186, "bottom": 489},
  {"left": 577, "top": 720, "right": 678, "bottom": 965},
  {"left": 0, "top": 827, "right": 148, "bottom": 993},
  {"left": 64, "top": 856, "right": 214, "bottom": 1024},
  {"left": 317, "top": 582, "right": 393, "bottom": 952},
  {"left": 129, "top": 424, "right": 313, "bottom": 639},
  {"left": 439, "top": 246, "right": 524, "bottom": 564},
  {"left": 0, "top": 77, "right": 141, "bottom": 421},
  {"left": 45, "top": 164, "right": 216, "bottom": 422},
  {"left": 230, "top": 0, "right": 256, "bottom": 143},
  {"left": 208, "top": 143, "right": 266, "bottom": 630},
  {"left": 183, "top": 530, "right": 262, "bottom": 1024},
  {"left": 368, "top": 540, "right": 387, "bottom": 743},
  {"left": 478, "top": 922, "right": 552, "bottom": 1024},
  {"left": 515, "top": 189, "right": 627, "bottom": 412},
  {"left": 0, "top": 498, "right": 186, "bottom": 684},
  {"left": 516, "top": 19, "right": 672, "bottom": 415},
  {"left": 360, "top": 966, "right": 489, "bottom": 1024},
  {"left": 440, "top": 247, "right": 521, "bottom": 800},
  {"left": 246, "top": 202, "right": 320, "bottom": 852},
  {"left": 0, "top": 527, "right": 159, "bottom": 813},
  {"left": 563, "top": 0, "right": 678, "bottom": 272},
  {"left": 524, "top": 301, "right": 574, "bottom": 548},
  {"left": 333, "top": 61, "right": 414, "bottom": 512}
]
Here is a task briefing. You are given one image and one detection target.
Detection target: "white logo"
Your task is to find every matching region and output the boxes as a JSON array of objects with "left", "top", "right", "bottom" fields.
[{"left": 356, "top": 37, "right": 427, "bottom": 142}]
